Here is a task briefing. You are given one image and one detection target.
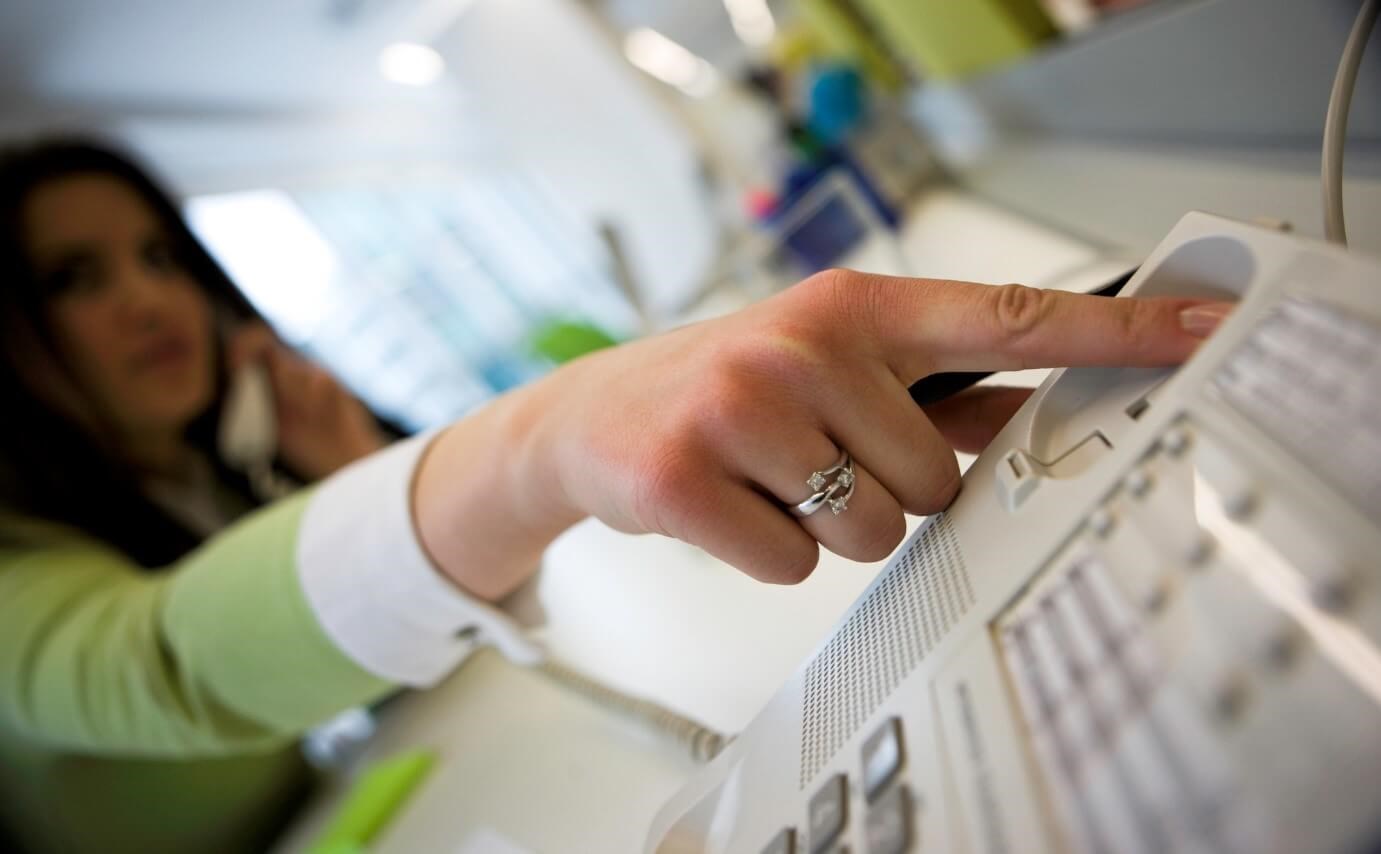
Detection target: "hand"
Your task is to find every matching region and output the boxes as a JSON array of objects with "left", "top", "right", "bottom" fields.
[
  {"left": 414, "top": 272, "right": 1231, "bottom": 598},
  {"left": 226, "top": 324, "right": 387, "bottom": 482}
]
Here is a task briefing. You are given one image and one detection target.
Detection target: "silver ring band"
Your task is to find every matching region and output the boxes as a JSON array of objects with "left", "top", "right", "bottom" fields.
[{"left": 791, "top": 451, "right": 856, "bottom": 517}]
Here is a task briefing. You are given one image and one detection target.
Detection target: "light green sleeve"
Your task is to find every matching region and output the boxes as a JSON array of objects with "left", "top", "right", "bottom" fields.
[{"left": 0, "top": 492, "right": 393, "bottom": 758}]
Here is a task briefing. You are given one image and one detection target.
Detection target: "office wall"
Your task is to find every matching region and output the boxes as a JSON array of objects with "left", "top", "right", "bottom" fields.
[
  {"left": 915, "top": 0, "right": 1381, "bottom": 149},
  {"left": 438, "top": 0, "right": 720, "bottom": 318},
  {"left": 910, "top": 0, "right": 1381, "bottom": 255}
]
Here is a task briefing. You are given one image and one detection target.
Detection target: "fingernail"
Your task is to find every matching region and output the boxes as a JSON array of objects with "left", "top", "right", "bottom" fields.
[{"left": 1179, "top": 302, "right": 1234, "bottom": 338}]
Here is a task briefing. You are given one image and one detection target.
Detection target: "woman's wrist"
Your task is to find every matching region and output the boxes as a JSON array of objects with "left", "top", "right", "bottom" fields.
[
  {"left": 485, "top": 372, "right": 589, "bottom": 548},
  {"left": 411, "top": 375, "right": 586, "bottom": 602}
]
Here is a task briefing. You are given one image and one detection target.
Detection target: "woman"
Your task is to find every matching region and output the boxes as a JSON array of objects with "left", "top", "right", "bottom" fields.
[
  {"left": 0, "top": 137, "right": 1230, "bottom": 853},
  {"left": 0, "top": 140, "right": 398, "bottom": 852}
]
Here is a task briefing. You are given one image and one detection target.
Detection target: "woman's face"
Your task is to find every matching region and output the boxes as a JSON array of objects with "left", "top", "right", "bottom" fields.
[{"left": 22, "top": 174, "right": 216, "bottom": 443}]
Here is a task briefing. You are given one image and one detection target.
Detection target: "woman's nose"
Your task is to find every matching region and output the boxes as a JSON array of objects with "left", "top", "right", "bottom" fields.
[{"left": 114, "top": 264, "right": 173, "bottom": 326}]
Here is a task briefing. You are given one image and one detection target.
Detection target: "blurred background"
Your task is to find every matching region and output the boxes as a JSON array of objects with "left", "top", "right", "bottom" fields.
[{"left": 2, "top": 0, "right": 1377, "bottom": 431}]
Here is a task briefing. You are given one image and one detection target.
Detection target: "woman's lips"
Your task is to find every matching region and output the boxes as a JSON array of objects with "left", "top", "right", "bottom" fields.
[{"left": 133, "top": 336, "right": 194, "bottom": 372}]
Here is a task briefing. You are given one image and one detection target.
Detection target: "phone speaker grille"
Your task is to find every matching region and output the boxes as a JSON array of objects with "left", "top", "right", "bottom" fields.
[{"left": 800, "top": 513, "right": 973, "bottom": 787}]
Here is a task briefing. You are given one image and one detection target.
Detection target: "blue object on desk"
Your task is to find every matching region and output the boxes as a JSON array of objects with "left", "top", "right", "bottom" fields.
[
  {"left": 807, "top": 65, "right": 867, "bottom": 145},
  {"left": 769, "top": 153, "right": 897, "bottom": 274},
  {"left": 774, "top": 179, "right": 867, "bottom": 273}
]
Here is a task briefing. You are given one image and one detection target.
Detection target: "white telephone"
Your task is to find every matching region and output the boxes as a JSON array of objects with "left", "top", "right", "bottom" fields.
[{"left": 217, "top": 362, "right": 291, "bottom": 499}]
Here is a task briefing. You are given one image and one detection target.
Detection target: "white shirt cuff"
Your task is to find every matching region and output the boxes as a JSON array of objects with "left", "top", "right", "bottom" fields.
[{"left": 296, "top": 430, "right": 545, "bottom": 687}]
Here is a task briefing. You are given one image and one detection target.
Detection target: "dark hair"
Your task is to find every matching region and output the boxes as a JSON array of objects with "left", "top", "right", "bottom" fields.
[{"left": 0, "top": 137, "right": 265, "bottom": 567}]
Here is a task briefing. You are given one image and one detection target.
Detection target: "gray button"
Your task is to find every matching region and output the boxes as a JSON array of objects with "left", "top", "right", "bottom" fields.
[
  {"left": 865, "top": 784, "right": 913, "bottom": 854},
  {"left": 1161, "top": 426, "right": 1191, "bottom": 456},
  {"left": 808, "top": 774, "right": 848, "bottom": 852},
  {"left": 1125, "top": 469, "right": 1154, "bottom": 498},
  {"left": 761, "top": 827, "right": 796, "bottom": 854},
  {"left": 861, "top": 718, "right": 904, "bottom": 802},
  {"left": 1088, "top": 508, "right": 1116, "bottom": 538}
]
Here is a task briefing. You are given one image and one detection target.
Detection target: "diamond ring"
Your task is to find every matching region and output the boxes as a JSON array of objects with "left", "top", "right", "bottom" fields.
[{"left": 791, "top": 451, "right": 856, "bottom": 517}]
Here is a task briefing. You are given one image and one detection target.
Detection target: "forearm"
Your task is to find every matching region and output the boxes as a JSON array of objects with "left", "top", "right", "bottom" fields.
[
  {"left": 0, "top": 408, "right": 558, "bottom": 756},
  {"left": 0, "top": 497, "right": 391, "bottom": 757},
  {"left": 413, "top": 375, "right": 586, "bottom": 602}
]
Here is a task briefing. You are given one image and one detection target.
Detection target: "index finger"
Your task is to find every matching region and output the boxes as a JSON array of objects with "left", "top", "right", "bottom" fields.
[{"left": 846, "top": 274, "right": 1231, "bottom": 379}]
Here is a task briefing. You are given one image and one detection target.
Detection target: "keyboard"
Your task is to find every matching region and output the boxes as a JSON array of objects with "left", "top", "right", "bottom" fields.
[{"left": 646, "top": 213, "right": 1381, "bottom": 854}]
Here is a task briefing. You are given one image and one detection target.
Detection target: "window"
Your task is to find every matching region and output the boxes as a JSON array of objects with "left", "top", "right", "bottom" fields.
[{"left": 188, "top": 171, "right": 636, "bottom": 431}]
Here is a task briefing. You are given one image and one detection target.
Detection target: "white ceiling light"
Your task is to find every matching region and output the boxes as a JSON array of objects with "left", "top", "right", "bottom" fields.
[
  {"left": 379, "top": 41, "right": 445, "bottom": 86},
  {"left": 724, "top": 0, "right": 776, "bottom": 47},
  {"left": 623, "top": 27, "right": 718, "bottom": 98}
]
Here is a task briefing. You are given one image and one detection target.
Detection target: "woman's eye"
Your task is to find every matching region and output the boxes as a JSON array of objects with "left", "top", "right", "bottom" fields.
[{"left": 43, "top": 260, "right": 102, "bottom": 296}]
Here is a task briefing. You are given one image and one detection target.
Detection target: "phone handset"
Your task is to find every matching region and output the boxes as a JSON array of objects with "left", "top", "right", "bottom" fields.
[{"left": 218, "top": 362, "right": 292, "bottom": 499}]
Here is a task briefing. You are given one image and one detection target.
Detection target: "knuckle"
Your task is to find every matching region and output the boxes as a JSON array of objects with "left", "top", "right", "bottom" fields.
[
  {"left": 989, "top": 284, "right": 1053, "bottom": 345},
  {"left": 697, "top": 360, "right": 769, "bottom": 441},
  {"left": 629, "top": 442, "right": 703, "bottom": 536},
  {"left": 796, "top": 268, "right": 877, "bottom": 337},
  {"left": 798, "top": 267, "right": 854, "bottom": 299},
  {"left": 698, "top": 334, "right": 821, "bottom": 420},
  {"left": 1115, "top": 297, "right": 1151, "bottom": 343}
]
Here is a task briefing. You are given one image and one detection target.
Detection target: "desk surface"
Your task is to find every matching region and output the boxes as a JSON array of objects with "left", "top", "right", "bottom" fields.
[{"left": 275, "top": 188, "right": 1113, "bottom": 854}]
